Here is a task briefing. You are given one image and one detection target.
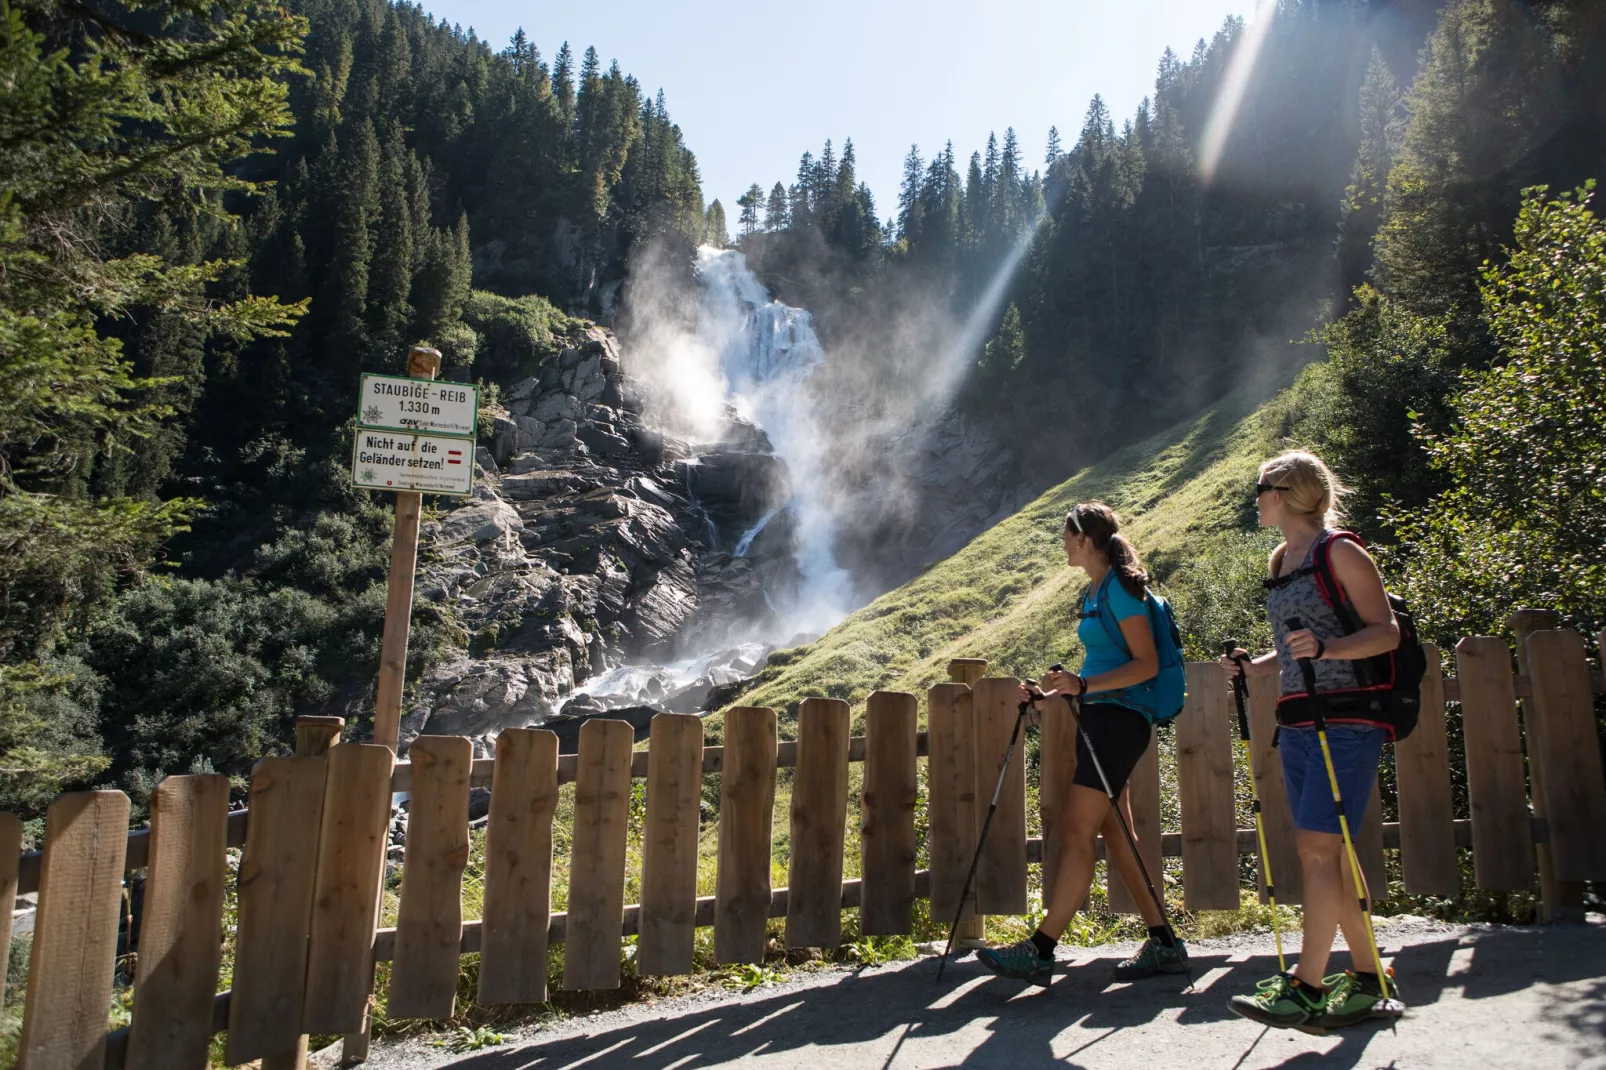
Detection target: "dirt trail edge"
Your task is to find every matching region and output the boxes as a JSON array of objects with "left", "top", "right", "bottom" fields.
[{"left": 344, "top": 916, "right": 1606, "bottom": 1070}]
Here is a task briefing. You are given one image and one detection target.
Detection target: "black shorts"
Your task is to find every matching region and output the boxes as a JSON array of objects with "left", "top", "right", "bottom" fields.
[{"left": 1071, "top": 703, "right": 1153, "bottom": 793}]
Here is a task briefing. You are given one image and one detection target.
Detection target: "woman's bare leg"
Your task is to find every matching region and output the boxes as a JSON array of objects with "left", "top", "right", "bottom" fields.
[
  {"left": 1039, "top": 785, "right": 1117, "bottom": 939},
  {"left": 1100, "top": 787, "right": 1164, "bottom": 929}
]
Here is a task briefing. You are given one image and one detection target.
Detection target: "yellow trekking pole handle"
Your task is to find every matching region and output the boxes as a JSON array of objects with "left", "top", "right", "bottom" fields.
[
  {"left": 1224, "top": 640, "right": 1284, "bottom": 973},
  {"left": 1288, "top": 618, "right": 1390, "bottom": 1000}
]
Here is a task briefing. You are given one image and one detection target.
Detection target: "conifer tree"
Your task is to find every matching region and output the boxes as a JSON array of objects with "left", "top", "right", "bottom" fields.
[
  {"left": 1338, "top": 48, "right": 1402, "bottom": 295},
  {"left": 898, "top": 145, "right": 926, "bottom": 243},
  {"left": 765, "top": 182, "right": 790, "bottom": 231},
  {"left": 705, "top": 200, "right": 730, "bottom": 247},
  {"left": 737, "top": 184, "right": 764, "bottom": 235}
]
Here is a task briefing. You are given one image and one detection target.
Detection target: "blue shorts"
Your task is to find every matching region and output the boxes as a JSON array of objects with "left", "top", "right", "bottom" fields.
[{"left": 1279, "top": 725, "right": 1385, "bottom": 834}]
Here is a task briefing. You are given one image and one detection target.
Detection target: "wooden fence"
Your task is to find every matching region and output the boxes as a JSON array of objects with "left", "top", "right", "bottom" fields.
[{"left": 7, "top": 628, "right": 1606, "bottom": 1069}]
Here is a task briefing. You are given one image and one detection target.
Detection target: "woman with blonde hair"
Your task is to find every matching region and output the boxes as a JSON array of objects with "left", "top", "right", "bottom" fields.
[
  {"left": 1223, "top": 450, "right": 1406, "bottom": 1030},
  {"left": 975, "top": 501, "right": 1188, "bottom": 987}
]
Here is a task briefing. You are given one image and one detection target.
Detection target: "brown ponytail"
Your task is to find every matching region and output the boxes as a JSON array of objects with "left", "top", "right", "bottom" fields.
[{"left": 1066, "top": 502, "right": 1149, "bottom": 600}]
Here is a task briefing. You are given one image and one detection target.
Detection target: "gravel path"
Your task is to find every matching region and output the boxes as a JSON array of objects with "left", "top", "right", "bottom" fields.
[{"left": 336, "top": 915, "right": 1606, "bottom": 1070}]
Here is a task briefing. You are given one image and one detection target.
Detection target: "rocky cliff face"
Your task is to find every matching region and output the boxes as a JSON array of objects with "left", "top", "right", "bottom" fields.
[{"left": 400, "top": 326, "right": 799, "bottom": 753}]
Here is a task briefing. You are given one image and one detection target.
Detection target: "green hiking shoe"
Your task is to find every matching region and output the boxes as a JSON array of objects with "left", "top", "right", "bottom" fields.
[
  {"left": 1112, "top": 936, "right": 1190, "bottom": 980},
  {"left": 1227, "top": 972, "right": 1327, "bottom": 1028},
  {"left": 975, "top": 938, "right": 1054, "bottom": 987},
  {"left": 1315, "top": 969, "right": 1406, "bottom": 1028}
]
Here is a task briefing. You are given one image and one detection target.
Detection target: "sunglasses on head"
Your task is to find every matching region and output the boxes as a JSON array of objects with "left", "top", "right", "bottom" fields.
[{"left": 1255, "top": 482, "right": 1291, "bottom": 496}]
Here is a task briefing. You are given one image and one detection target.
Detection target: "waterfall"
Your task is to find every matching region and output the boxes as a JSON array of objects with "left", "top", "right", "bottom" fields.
[{"left": 694, "top": 246, "right": 854, "bottom": 636}]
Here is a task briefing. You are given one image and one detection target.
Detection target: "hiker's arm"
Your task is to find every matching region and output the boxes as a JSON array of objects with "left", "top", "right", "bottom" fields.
[
  {"left": 1288, "top": 539, "right": 1400, "bottom": 661},
  {"left": 1222, "top": 649, "right": 1280, "bottom": 678},
  {"left": 1083, "top": 613, "right": 1159, "bottom": 693}
]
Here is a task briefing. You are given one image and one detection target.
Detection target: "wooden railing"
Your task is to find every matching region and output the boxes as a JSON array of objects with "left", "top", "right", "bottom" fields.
[{"left": 6, "top": 629, "right": 1606, "bottom": 1070}]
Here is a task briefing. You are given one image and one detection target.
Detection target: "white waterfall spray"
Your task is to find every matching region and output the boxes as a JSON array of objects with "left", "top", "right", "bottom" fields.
[{"left": 694, "top": 246, "right": 855, "bottom": 637}]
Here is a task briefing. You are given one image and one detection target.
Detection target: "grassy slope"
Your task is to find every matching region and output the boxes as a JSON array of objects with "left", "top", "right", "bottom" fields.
[{"left": 718, "top": 369, "right": 1310, "bottom": 736}]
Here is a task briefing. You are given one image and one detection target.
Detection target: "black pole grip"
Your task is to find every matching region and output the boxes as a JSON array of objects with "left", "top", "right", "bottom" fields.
[
  {"left": 1222, "top": 639, "right": 1251, "bottom": 740},
  {"left": 1286, "top": 616, "right": 1326, "bottom": 732}
]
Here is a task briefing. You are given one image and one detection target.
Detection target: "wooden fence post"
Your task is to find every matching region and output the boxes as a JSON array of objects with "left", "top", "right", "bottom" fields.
[
  {"left": 17, "top": 791, "right": 129, "bottom": 1070},
  {"left": 927, "top": 683, "right": 978, "bottom": 933},
  {"left": 786, "top": 698, "right": 851, "bottom": 949},
  {"left": 1175, "top": 663, "right": 1239, "bottom": 911},
  {"left": 126, "top": 775, "right": 229, "bottom": 1070},
  {"left": 1394, "top": 646, "right": 1459, "bottom": 896},
  {"left": 638, "top": 713, "right": 705, "bottom": 976},
  {"left": 860, "top": 691, "right": 918, "bottom": 935},
  {"left": 1457, "top": 636, "right": 1535, "bottom": 891},
  {"left": 714, "top": 708, "right": 778, "bottom": 965},
  {"left": 1508, "top": 608, "right": 1582, "bottom": 922},
  {"left": 1523, "top": 630, "right": 1606, "bottom": 887},
  {"left": 971, "top": 679, "right": 1027, "bottom": 915},
  {"left": 478, "top": 728, "right": 559, "bottom": 1004},
  {"left": 387, "top": 735, "right": 472, "bottom": 1019},
  {"left": 0, "top": 812, "right": 19, "bottom": 1010},
  {"left": 562, "top": 719, "right": 633, "bottom": 990},
  {"left": 1247, "top": 671, "right": 1301, "bottom": 903},
  {"left": 302, "top": 744, "right": 396, "bottom": 1034},
  {"left": 945, "top": 660, "right": 986, "bottom": 944},
  {"left": 1038, "top": 683, "right": 1079, "bottom": 908}
]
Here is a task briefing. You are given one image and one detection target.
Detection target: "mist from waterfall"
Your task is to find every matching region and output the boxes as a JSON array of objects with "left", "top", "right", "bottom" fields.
[{"left": 694, "top": 245, "right": 855, "bottom": 638}]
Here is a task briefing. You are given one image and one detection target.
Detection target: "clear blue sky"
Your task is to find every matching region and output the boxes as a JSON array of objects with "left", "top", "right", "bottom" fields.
[{"left": 427, "top": 0, "right": 1257, "bottom": 220}]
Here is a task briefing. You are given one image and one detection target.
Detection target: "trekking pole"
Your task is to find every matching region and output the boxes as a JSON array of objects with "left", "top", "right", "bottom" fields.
[
  {"left": 936, "top": 696, "right": 1031, "bottom": 983},
  {"left": 1048, "top": 664, "right": 1190, "bottom": 985},
  {"left": 1286, "top": 618, "right": 1391, "bottom": 1000},
  {"left": 1223, "top": 639, "right": 1285, "bottom": 974}
]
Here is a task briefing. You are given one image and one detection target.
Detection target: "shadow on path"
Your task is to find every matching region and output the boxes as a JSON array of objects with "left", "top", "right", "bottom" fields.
[{"left": 438, "top": 924, "right": 1605, "bottom": 1070}]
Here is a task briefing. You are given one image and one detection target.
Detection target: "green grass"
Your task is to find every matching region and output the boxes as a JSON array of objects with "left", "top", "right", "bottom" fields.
[{"left": 723, "top": 369, "right": 1313, "bottom": 733}]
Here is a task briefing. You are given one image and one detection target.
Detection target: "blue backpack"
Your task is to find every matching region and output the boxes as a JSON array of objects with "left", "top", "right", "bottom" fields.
[{"left": 1087, "top": 573, "right": 1187, "bottom": 724}]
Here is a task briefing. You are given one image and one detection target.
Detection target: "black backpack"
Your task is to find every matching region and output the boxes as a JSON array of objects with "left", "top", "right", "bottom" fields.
[{"left": 1274, "top": 530, "right": 1426, "bottom": 742}]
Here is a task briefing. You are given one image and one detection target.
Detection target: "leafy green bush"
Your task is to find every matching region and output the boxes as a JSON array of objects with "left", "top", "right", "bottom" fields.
[
  {"left": 86, "top": 503, "right": 453, "bottom": 808},
  {"left": 461, "top": 290, "right": 572, "bottom": 382},
  {"left": 1389, "top": 184, "right": 1606, "bottom": 642}
]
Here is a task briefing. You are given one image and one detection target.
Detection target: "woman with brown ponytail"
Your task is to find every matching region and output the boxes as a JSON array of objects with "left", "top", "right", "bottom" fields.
[{"left": 976, "top": 502, "right": 1188, "bottom": 987}]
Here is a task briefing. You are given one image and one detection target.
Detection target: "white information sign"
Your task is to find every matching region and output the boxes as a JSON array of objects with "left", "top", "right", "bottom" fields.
[
  {"left": 358, "top": 373, "right": 479, "bottom": 437},
  {"left": 351, "top": 430, "right": 474, "bottom": 496}
]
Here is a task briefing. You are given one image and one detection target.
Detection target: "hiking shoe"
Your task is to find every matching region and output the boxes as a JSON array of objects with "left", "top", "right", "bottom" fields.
[
  {"left": 1227, "top": 972, "right": 1327, "bottom": 1028},
  {"left": 975, "top": 938, "right": 1054, "bottom": 987},
  {"left": 1314, "top": 969, "right": 1406, "bottom": 1028},
  {"left": 1112, "top": 936, "right": 1190, "bottom": 980}
]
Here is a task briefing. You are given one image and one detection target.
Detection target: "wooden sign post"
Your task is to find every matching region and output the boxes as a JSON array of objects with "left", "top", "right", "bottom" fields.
[{"left": 373, "top": 345, "right": 441, "bottom": 752}]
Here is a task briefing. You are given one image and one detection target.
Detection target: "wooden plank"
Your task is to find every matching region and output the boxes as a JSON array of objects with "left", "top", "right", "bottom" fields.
[
  {"left": 1395, "top": 646, "right": 1459, "bottom": 896},
  {"left": 1107, "top": 733, "right": 1162, "bottom": 914},
  {"left": 1524, "top": 630, "right": 1606, "bottom": 881},
  {"left": 126, "top": 775, "right": 229, "bottom": 1070},
  {"left": 638, "top": 713, "right": 705, "bottom": 976},
  {"left": 714, "top": 707, "right": 777, "bottom": 965},
  {"left": 477, "top": 728, "right": 559, "bottom": 1004},
  {"left": 562, "top": 718, "right": 634, "bottom": 990},
  {"left": 1457, "top": 636, "right": 1535, "bottom": 891},
  {"left": 0, "top": 812, "right": 21, "bottom": 1009},
  {"left": 18, "top": 791, "right": 129, "bottom": 1070},
  {"left": 387, "top": 735, "right": 472, "bottom": 1020},
  {"left": 1356, "top": 777, "right": 1386, "bottom": 904},
  {"left": 927, "top": 684, "right": 977, "bottom": 922},
  {"left": 971, "top": 678, "right": 1027, "bottom": 915},
  {"left": 302, "top": 743, "right": 395, "bottom": 1034},
  {"left": 1176, "top": 664, "right": 1240, "bottom": 911},
  {"left": 860, "top": 691, "right": 918, "bottom": 935},
  {"left": 226, "top": 758, "right": 329, "bottom": 1064},
  {"left": 786, "top": 698, "right": 851, "bottom": 948},
  {"left": 1247, "top": 671, "right": 1302, "bottom": 904},
  {"left": 1037, "top": 690, "right": 1079, "bottom": 907}
]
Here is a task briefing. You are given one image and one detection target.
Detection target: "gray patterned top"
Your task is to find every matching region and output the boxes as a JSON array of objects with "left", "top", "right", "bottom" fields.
[{"left": 1266, "top": 533, "right": 1360, "bottom": 697}]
